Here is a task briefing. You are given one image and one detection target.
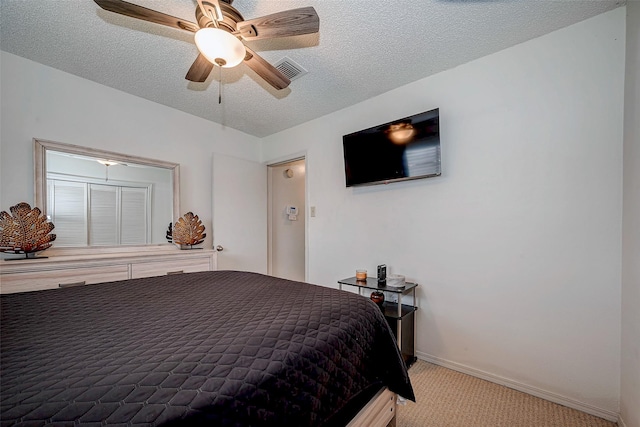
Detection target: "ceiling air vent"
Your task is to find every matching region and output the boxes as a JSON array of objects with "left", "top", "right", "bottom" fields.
[{"left": 274, "top": 57, "right": 308, "bottom": 82}]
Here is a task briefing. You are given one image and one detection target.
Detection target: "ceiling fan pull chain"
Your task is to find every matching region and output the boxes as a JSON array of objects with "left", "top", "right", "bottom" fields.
[{"left": 218, "top": 65, "right": 222, "bottom": 104}]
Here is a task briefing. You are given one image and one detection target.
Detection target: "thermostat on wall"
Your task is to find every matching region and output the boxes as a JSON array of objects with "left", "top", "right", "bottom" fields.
[{"left": 286, "top": 205, "right": 298, "bottom": 221}]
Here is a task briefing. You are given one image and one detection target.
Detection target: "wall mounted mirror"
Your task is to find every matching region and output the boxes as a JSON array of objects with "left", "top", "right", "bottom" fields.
[{"left": 34, "top": 139, "right": 180, "bottom": 249}]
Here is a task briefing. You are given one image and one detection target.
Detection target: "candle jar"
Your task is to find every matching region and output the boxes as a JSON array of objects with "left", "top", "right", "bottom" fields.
[{"left": 356, "top": 269, "right": 367, "bottom": 281}]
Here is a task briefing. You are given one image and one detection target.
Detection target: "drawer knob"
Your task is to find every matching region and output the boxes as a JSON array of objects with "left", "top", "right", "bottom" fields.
[
  {"left": 167, "top": 270, "right": 184, "bottom": 275},
  {"left": 59, "top": 281, "right": 86, "bottom": 288}
]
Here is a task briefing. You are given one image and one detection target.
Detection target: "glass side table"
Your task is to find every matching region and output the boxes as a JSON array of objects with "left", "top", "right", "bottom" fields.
[{"left": 338, "top": 276, "right": 417, "bottom": 366}]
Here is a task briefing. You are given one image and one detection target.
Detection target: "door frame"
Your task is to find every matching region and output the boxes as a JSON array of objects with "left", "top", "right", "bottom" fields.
[{"left": 267, "top": 152, "right": 308, "bottom": 282}]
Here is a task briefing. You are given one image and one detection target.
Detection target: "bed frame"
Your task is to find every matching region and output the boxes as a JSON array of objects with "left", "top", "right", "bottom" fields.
[{"left": 348, "top": 387, "right": 397, "bottom": 427}]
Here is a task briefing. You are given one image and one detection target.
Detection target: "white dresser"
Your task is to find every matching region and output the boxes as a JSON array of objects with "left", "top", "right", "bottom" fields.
[{"left": 0, "top": 247, "right": 217, "bottom": 294}]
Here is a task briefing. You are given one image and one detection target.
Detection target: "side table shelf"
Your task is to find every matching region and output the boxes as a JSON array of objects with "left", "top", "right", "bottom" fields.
[{"left": 338, "top": 276, "right": 417, "bottom": 367}]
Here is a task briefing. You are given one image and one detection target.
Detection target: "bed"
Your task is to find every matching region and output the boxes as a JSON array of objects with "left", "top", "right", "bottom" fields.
[{"left": 1, "top": 270, "right": 414, "bottom": 426}]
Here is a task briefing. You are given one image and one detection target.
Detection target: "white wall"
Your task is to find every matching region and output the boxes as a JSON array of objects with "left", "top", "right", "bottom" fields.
[
  {"left": 262, "top": 8, "right": 625, "bottom": 418},
  {"left": 621, "top": 2, "right": 640, "bottom": 427},
  {"left": 0, "top": 52, "right": 261, "bottom": 249}
]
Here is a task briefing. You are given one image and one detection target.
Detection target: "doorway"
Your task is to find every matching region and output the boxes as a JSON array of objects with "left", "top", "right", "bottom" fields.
[{"left": 268, "top": 158, "right": 306, "bottom": 282}]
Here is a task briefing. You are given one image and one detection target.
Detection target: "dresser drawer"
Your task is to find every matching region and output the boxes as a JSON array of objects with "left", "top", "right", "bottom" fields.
[
  {"left": 1, "top": 249, "right": 216, "bottom": 294},
  {"left": 0, "top": 265, "right": 129, "bottom": 294},
  {"left": 130, "top": 256, "right": 212, "bottom": 279}
]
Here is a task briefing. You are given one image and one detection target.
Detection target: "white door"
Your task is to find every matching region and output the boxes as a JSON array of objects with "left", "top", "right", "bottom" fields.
[{"left": 212, "top": 154, "right": 267, "bottom": 273}]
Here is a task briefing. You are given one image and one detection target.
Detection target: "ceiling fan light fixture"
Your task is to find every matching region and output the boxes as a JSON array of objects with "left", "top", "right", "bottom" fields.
[
  {"left": 97, "top": 160, "right": 119, "bottom": 166},
  {"left": 386, "top": 123, "right": 416, "bottom": 144},
  {"left": 195, "top": 28, "right": 246, "bottom": 68}
]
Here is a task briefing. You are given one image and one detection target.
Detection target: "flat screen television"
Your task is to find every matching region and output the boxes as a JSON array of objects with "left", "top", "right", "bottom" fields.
[{"left": 343, "top": 108, "right": 440, "bottom": 187}]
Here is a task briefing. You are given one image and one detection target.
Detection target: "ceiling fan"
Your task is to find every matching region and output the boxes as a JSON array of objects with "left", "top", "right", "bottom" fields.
[{"left": 93, "top": 0, "right": 319, "bottom": 90}]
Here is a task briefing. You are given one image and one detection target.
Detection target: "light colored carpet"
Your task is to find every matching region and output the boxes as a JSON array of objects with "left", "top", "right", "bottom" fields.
[{"left": 397, "top": 361, "right": 617, "bottom": 427}]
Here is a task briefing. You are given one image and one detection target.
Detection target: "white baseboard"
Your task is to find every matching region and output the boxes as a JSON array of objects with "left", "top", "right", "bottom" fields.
[
  {"left": 617, "top": 415, "right": 628, "bottom": 427},
  {"left": 416, "top": 351, "right": 619, "bottom": 423}
]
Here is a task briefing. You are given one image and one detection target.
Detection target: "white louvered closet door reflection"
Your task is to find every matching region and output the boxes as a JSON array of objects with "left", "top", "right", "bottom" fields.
[
  {"left": 47, "top": 179, "right": 150, "bottom": 247},
  {"left": 89, "top": 184, "right": 118, "bottom": 246},
  {"left": 48, "top": 180, "right": 88, "bottom": 246},
  {"left": 120, "top": 187, "right": 149, "bottom": 245},
  {"left": 89, "top": 185, "right": 149, "bottom": 246}
]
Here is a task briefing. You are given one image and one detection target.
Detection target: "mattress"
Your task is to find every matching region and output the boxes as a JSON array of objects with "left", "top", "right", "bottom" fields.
[{"left": 1, "top": 270, "right": 414, "bottom": 426}]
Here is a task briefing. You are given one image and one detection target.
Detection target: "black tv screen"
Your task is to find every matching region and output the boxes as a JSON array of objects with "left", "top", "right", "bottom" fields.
[{"left": 343, "top": 108, "right": 441, "bottom": 187}]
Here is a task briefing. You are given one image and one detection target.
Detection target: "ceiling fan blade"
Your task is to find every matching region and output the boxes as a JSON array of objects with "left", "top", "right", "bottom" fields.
[
  {"left": 243, "top": 47, "right": 291, "bottom": 90},
  {"left": 185, "top": 54, "right": 214, "bottom": 82},
  {"left": 237, "top": 7, "right": 319, "bottom": 41},
  {"left": 93, "top": 0, "right": 200, "bottom": 33}
]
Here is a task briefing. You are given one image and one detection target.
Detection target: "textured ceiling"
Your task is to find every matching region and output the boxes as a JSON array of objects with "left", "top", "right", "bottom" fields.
[{"left": 0, "top": 0, "right": 623, "bottom": 138}]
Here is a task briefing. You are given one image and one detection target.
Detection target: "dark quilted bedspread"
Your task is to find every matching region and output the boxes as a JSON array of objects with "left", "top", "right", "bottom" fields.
[{"left": 1, "top": 270, "right": 414, "bottom": 426}]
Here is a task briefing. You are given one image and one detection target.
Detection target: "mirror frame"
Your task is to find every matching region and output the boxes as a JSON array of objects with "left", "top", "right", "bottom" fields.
[{"left": 34, "top": 138, "right": 180, "bottom": 251}]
